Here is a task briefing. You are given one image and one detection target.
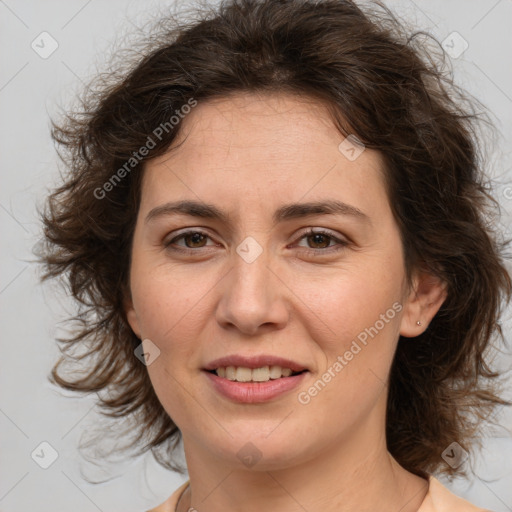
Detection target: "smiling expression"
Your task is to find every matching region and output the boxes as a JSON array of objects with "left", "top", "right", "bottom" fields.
[{"left": 125, "top": 91, "right": 439, "bottom": 470}]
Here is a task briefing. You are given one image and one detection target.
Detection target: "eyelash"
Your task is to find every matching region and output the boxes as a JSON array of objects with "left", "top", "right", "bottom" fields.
[{"left": 164, "top": 228, "right": 349, "bottom": 256}]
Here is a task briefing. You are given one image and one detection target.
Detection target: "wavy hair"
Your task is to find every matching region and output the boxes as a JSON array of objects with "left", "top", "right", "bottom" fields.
[{"left": 38, "top": 0, "right": 512, "bottom": 478}]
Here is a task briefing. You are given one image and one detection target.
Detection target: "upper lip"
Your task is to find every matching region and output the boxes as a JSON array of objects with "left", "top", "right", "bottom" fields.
[{"left": 203, "top": 355, "right": 308, "bottom": 372}]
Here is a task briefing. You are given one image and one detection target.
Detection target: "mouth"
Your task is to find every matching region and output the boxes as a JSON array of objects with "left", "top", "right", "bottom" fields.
[
  {"left": 205, "top": 365, "right": 307, "bottom": 382},
  {"left": 202, "top": 355, "right": 309, "bottom": 403}
]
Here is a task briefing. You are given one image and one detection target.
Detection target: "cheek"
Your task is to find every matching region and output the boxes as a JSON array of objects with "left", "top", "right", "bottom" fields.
[
  {"left": 130, "top": 258, "right": 215, "bottom": 342},
  {"left": 130, "top": 267, "right": 207, "bottom": 425},
  {"left": 296, "top": 259, "right": 404, "bottom": 354},
  {"left": 295, "top": 278, "right": 402, "bottom": 431}
]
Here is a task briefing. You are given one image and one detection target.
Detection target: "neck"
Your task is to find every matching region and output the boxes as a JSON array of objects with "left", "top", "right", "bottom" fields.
[{"left": 177, "top": 425, "right": 429, "bottom": 512}]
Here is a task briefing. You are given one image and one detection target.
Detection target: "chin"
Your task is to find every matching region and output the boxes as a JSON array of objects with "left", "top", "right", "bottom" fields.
[{"left": 203, "top": 431, "right": 313, "bottom": 472}]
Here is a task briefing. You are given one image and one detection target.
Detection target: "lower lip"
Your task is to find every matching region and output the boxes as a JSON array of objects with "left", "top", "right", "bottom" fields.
[{"left": 203, "top": 371, "right": 308, "bottom": 403}]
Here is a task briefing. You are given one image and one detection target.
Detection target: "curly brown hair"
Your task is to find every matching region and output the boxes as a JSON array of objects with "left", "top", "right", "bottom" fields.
[{"left": 39, "top": 0, "right": 512, "bottom": 479}]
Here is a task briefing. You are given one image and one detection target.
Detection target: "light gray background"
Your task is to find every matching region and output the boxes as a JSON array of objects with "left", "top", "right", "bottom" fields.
[{"left": 1, "top": 1, "right": 511, "bottom": 511}]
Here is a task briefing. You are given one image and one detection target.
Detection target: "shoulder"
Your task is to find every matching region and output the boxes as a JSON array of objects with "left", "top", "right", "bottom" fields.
[
  {"left": 146, "top": 480, "right": 190, "bottom": 512},
  {"left": 147, "top": 476, "right": 492, "bottom": 512},
  {"left": 418, "top": 475, "right": 493, "bottom": 512}
]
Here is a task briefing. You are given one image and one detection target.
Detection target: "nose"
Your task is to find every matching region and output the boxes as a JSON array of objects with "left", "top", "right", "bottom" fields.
[{"left": 215, "top": 247, "right": 290, "bottom": 336}]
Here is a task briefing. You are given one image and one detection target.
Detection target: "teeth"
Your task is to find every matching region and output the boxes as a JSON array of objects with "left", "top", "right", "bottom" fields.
[
  {"left": 214, "top": 365, "right": 299, "bottom": 382},
  {"left": 269, "top": 365, "right": 283, "bottom": 379},
  {"left": 235, "top": 367, "right": 252, "bottom": 382},
  {"left": 252, "top": 366, "right": 270, "bottom": 382}
]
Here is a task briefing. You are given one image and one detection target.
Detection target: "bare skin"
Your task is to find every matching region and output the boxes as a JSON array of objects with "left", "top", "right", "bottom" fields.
[{"left": 125, "top": 91, "right": 447, "bottom": 512}]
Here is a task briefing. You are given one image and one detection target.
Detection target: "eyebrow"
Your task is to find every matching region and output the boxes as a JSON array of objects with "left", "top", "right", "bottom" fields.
[{"left": 145, "top": 199, "right": 371, "bottom": 226}]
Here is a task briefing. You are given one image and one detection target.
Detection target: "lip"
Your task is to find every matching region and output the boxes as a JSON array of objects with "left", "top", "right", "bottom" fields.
[
  {"left": 203, "top": 355, "right": 308, "bottom": 373},
  {"left": 204, "top": 370, "right": 308, "bottom": 403}
]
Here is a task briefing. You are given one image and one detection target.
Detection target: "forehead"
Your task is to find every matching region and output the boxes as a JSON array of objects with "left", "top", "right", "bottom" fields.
[
  {"left": 165, "top": 92, "right": 361, "bottom": 160},
  {"left": 140, "top": 92, "right": 389, "bottom": 224}
]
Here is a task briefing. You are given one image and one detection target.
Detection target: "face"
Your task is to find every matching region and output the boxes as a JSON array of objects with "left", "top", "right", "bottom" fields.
[{"left": 125, "top": 92, "right": 445, "bottom": 471}]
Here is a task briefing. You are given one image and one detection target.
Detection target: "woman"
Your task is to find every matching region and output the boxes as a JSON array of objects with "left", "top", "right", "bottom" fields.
[{"left": 40, "top": 0, "right": 511, "bottom": 510}]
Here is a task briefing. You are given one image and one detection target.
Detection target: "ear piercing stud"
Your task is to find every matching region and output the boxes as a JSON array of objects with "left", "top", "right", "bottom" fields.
[{"left": 416, "top": 321, "right": 422, "bottom": 326}]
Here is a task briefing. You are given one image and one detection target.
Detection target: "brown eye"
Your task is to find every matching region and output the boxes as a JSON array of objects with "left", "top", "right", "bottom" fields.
[
  {"left": 181, "top": 232, "right": 208, "bottom": 248},
  {"left": 306, "top": 232, "right": 332, "bottom": 249},
  {"left": 165, "top": 230, "right": 216, "bottom": 252},
  {"left": 295, "top": 228, "right": 349, "bottom": 256}
]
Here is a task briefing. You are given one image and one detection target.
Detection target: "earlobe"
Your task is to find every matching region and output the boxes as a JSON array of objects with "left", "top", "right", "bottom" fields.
[{"left": 399, "top": 271, "right": 447, "bottom": 338}]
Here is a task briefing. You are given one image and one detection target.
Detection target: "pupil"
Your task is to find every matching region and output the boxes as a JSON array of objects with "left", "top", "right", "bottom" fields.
[
  {"left": 310, "top": 233, "right": 329, "bottom": 248},
  {"left": 188, "top": 233, "right": 205, "bottom": 247}
]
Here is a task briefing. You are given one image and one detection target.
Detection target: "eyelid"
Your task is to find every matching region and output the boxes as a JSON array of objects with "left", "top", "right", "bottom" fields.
[
  {"left": 164, "top": 227, "right": 349, "bottom": 255},
  {"left": 291, "top": 227, "right": 349, "bottom": 253},
  {"left": 294, "top": 226, "right": 347, "bottom": 242},
  {"left": 164, "top": 228, "right": 218, "bottom": 248}
]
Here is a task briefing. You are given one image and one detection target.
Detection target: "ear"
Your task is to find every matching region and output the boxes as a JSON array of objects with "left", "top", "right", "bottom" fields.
[
  {"left": 123, "top": 291, "right": 142, "bottom": 339},
  {"left": 399, "top": 270, "right": 447, "bottom": 338}
]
